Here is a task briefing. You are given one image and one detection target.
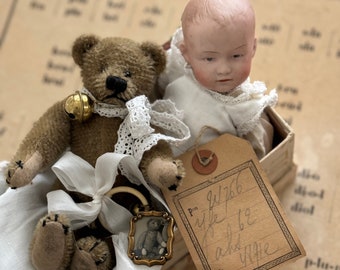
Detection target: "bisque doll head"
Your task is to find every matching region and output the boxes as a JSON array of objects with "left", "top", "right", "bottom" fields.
[{"left": 180, "top": 0, "right": 257, "bottom": 94}]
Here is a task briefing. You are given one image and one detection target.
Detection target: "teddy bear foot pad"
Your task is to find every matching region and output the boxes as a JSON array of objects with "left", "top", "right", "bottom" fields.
[
  {"left": 31, "top": 213, "right": 74, "bottom": 270},
  {"left": 71, "top": 236, "right": 113, "bottom": 270}
]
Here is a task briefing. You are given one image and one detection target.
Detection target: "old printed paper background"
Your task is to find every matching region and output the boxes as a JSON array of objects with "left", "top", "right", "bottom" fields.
[{"left": 0, "top": 0, "right": 339, "bottom": 269}]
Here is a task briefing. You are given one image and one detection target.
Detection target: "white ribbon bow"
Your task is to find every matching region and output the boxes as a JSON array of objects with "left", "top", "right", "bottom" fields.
[
  {"left": 48, "top": 151, "right": 145, "bottom": 233},
  {"left": 48, "top": 151, "right": 170, "bottom": 233}
]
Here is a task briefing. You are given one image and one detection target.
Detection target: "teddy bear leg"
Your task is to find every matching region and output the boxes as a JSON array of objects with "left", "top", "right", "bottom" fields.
[
  {"left": 70, "top": 236, "right": 114, "bottom": 270},
  {"left": 31, "top": 213, "right": 74, "bottom": 270}
]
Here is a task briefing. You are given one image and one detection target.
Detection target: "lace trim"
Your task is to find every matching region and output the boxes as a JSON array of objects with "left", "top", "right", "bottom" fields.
[
  {"left": 158, "top": 28, "right": 187, "bottom": 90},
  {"left": 206, "top": 79, "right": 269, "bottom": 104},
  {"left": 79, "top": 89, "right": 190, "bottom": 177},
  {"left": 236, "top": 90, "right": 278, "bottom": 136},
  {"left": 114, "top": 96, "right": 190, "bottom": 167},
  {"left": 81, "top": 88, "right": 128, "bottom": 118},
  {"left": 180, "top": 72, "right": 278, "bottom": 136}
]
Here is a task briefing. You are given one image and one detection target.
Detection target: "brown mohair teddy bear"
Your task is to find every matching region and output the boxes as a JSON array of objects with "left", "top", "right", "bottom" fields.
[{"left": 5, "top": 34, "right": 187, "bottom": 270}]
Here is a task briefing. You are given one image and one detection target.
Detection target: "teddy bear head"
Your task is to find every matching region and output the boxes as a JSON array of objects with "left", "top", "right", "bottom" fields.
[
  {"left": 72, "top": 34, "right": 166, "bottom": 106},
  {"left": 147, "top": 218, "right": 164, "bottom": 231}
]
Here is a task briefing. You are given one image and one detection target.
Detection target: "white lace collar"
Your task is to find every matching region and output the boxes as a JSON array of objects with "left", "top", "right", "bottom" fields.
[
  {"left": 81, "top": 88, "right": 128, "bottom": 118},
  {"left": 80, "top": 88, "right": 190, "bottom": 166}
]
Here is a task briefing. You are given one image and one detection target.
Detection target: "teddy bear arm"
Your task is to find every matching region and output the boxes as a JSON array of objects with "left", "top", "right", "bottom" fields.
[
  {"left": 156, "top": 231, "right": 166, "bottom": 246},
  {"left": 136, "top": 231, "right": 148, "bottom": 250},
  {"left": 7, "top": 100, "right": 71, "bottom": 188},
  {"left": 139, "top": 139, "right": 172, "bottom": 178},
  {"left": 140, "top": 140, "right": 185, "bottom": 190}
]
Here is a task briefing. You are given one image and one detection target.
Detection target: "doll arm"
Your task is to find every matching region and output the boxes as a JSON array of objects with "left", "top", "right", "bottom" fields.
[{"left": 6, "top": 100, "right": 71, "bottom": 188}]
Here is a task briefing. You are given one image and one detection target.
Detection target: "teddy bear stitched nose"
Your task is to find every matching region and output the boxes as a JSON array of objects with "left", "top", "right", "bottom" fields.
[{"left": 106, "top": 75, "right": 127, "bottom": 94}]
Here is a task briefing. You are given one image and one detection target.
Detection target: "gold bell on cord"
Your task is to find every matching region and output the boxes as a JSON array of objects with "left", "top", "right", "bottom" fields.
[{"left": 64, "top": 91, "right": 94, "bottom": 122}]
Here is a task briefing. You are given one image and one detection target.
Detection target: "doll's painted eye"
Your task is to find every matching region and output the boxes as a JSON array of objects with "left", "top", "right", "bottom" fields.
[
  {"left": 233, "top": 54, "right": 243, "bottom": 58},
  {"left": 124, "top": 70, "right": 132, "bottom": 78}
]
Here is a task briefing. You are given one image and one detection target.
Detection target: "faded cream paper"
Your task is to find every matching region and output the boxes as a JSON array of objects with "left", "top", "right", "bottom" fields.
[
  {"left": 162, "top": 134, "right": 305, "bottom": 270},
  {"left": 1, "top": 0, "right": 340, "bottom": 269},
  {"left": 250, "top": 1, "right": 340, "bottom": 269}
]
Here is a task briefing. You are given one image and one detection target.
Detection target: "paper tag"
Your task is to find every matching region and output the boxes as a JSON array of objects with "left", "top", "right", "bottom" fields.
[{"left": 162, "top": 134, "right": 305, "bottom": 270}]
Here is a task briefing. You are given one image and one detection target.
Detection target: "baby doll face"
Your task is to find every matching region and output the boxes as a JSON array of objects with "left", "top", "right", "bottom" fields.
[{"left": 181, "top": 19, "right": 256, "bottom": 94}]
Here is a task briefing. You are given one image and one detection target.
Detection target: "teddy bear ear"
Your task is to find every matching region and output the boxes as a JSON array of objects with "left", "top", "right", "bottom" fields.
[
  {"left": 140, "top": 42, "right": 166, "bottom": 75},
  {"left": 72, "top": 34, "right": 100, "bottom": 67}
]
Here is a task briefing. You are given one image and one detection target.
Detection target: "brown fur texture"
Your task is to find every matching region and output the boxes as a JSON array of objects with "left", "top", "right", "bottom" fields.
[
  {"left": 6, "top": 35, "right": 173, "bottom": 188},
  {"left": 5, "top": 34, "right": 185, "bottom": 270}
]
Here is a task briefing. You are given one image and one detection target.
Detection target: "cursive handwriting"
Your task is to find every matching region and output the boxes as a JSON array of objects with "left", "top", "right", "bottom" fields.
[
  {"left": 238, "top": 208, "right": 256, "bottom": 231},
  {"left": 224, "top": 172, "right": 243, "bottom": 202},
  {"left": 240, "top": 240, "right": 279, "bottom": 267},
  {"left": 215, "top": 207, "right": 256, "bottom": 261},
  {"left": 195, "top": 186, "right": 227, "bottom": 257},
  {"left": 215, "top": 223, "right": 241, "bottom": 260},
  {"left": 190, "top": 169, "right": 281, "bottom": 266},
  {"left": 194, "top": 172, "right": 244, "bottom": 231},
  {"left": 193, "top": 172, "right": 245, "bottom": 259}
]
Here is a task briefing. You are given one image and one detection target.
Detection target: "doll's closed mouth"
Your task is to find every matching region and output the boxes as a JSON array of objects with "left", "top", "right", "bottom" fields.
[{"left": 217, "top": 79, "right": 232, "bottom": 82}]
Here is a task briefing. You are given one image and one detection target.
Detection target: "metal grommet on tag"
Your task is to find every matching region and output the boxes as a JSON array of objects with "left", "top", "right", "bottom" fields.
[{"left": 192, "top": 149, "right": 218, "bottom": 175}]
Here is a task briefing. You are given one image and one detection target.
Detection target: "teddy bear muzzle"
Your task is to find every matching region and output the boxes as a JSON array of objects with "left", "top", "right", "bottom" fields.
[{"left": 106, "top": 75, "right": 127, "bottom": 95}]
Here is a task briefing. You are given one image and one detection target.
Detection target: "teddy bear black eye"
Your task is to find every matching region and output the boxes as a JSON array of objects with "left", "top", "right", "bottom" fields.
[{"left": 124, "top": 70, "right": 132, "bottom": 78}]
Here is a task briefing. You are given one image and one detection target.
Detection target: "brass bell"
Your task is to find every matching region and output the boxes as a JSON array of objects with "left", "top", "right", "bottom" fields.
[{"left": 64, "top": 91, "right": 94, "bottom": 122}]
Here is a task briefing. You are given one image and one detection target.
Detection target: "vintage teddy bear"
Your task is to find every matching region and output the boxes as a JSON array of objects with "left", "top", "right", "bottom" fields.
[
  {"left": 136, "top": 218, "right": 167, "bottom": 259},
  {"left": 5, "top": 34, "right": 188, "bottom": 270}
]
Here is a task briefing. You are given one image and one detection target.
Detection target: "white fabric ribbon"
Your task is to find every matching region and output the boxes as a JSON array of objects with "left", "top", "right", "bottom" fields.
[
  {"left": 48, "top": 152, "right": 142, "bottom": 233},
  {"left": 48, "top": 151, "right": 171, "bottom": 234}
]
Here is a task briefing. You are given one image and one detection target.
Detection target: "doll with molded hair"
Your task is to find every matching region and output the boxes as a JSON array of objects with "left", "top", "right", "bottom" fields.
[
  {"left": 159, "top": 0, "right": 277, "bottom": 159},
  {"left": 161, "top": 1, "right": 278, "bottom": 269}
]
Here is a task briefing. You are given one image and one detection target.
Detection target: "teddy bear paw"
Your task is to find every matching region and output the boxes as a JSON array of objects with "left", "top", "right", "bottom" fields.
[
  {"left": 72, "top": 236, "right": 113, "bottom": 270},
  {"left": 146, "top": 158, "right": 185, "bottom": 191},
  {"left": 168, "top": 159, "right": 185, "bottom": 190},
  {"left": 159, "top": 247, "right": 165, "bottom": 255},
  {"left": 6, "top": 151, "right": 43, "bottom": 189},
  {"left": 31, "top": 213, "right": 74, "bottom": 270}
]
